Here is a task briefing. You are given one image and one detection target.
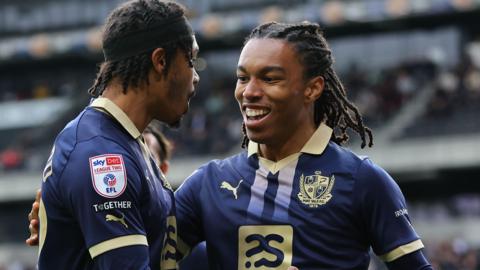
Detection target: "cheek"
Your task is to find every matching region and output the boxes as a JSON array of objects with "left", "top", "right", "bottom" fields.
[
  {"left": 234, "top": 85, "right": 243, "bottom": 102},
  {"left": 167, "top": 81, "right": 182, "bottom": 102}
]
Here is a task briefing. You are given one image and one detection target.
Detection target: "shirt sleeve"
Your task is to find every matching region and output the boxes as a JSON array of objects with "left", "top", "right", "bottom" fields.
[
  {"left": 94, "top": 245, "right": 151, "bottom": 269},
  {"left": 174, "top": 166, "right": 207, "bottom": 257},
  {"left": 386, "top": 249, "right": 432, "bottom": 270},
  {"left": 355, "top": 158, "right": 424, "bottom": 262},
  {"left": 60, "top": 136, "right": 148, "bottom": 260}
]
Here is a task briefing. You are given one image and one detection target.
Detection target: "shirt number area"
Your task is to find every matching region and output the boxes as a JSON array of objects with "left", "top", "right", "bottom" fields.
[
  {"left": 161, "top": 216, "right": 177, "bottom": 270},
  {"left": 238, "top": 225, "right": 293, "bottom": 270}
]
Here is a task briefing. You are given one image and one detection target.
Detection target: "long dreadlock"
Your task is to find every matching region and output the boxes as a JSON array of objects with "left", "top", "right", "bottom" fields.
[
  {"left": 241, "top": 21, "right": 373, "bottom": 149},
  {"left": 88, "top": 0, "right": 193, "bottom": 97}
]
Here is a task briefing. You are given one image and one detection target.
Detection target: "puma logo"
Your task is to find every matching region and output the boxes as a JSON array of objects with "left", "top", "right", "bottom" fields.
[
  {"left": 220, "top": 180, "right": 243, "bottom": 199},
  {"left": 106, "top": 213, "right": 128, "bottom": 228}
]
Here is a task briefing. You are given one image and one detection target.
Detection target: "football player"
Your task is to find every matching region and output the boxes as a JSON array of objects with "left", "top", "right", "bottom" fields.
[{"left": 175, "top": 22, "right": 432, "bottom": 270}]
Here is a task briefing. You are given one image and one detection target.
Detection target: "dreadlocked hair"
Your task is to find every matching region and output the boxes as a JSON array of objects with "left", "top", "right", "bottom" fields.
[
  {"left": 88, "top": 0, "right": 193, "bottom": 97},
  {"left": 241, "top": 21, "right": 373, "bottom": 149}
]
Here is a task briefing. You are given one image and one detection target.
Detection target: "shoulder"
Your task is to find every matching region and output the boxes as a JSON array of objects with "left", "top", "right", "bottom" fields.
[
  {"left": 356, "top": 158, "right": 396, "bottom": 186},
  {"left": 57, "top": 107, "right": 134, "bottom": 157},
  {"left": 189, "top": 152, "right": 247, "bottom": 180},
  {"left": 322, "top": 142, "right": 368, "bottom": 176},
  {"left": 55, "top": 121, "right": 141, "bottom": 189},
  {"left": 352, "top": 157, "right": 403, "bottom": 203},
  {"left": 323, "top": 143, "right": 398, "bottom": 191},
  {"left": 177, "top": 152, "right": 248, "bottom": 191}
]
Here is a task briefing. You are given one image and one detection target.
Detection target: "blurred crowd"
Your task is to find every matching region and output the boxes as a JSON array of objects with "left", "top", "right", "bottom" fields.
[
  {"left": 0, "top": 68, "right": 91, "bottom": 102},
  {"left": 0, "top": 41, "right": 479, "bottom": 170},
  {"left": 345, "top": 59, "right": 435, "bottom": 126},
  {"left": 0, "top": 262, "right": 34, "bottom": 270},
  {"left": 162, "top": 76, "right": 244, "bottom": 157},
  {"left": 0, "top": 67, "right": 92, "bottom": 172},
  {"left": 401, "top": 52, "right": 480, "bottom": 139},
  {"left": 427, "top": 239, "right": 480, "bottom": 270}
]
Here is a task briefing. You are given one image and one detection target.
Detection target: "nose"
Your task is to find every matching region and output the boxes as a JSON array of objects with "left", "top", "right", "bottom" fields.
[
  {"left": 193, "top": 69, "right": 200, "bottom": 86},
  {"left": 242, "top": 79, "right": 262, "bottom": 100}
]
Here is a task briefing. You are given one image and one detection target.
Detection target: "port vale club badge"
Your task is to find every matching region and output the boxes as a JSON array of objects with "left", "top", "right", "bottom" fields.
[{"left": 297, "top": 171, "right": 335, "bottom": 208}]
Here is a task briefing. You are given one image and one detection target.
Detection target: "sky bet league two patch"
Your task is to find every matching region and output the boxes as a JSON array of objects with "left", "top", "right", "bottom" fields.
[{"left": 89, "top": 154, "right": 127, "bottom": 198}]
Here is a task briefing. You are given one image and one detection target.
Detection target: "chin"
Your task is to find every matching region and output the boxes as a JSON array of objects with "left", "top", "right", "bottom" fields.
[
  {"left": 167, "top": 118, "right": 182, "bottom": 129},
  {"left": 246, "top": 130, "right": 268, "bottom": 144}
]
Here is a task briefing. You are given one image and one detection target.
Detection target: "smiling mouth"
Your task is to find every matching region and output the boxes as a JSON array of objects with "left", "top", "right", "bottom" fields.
[{"left": 245, "top": 108, "right": 270, "bottom": 121}]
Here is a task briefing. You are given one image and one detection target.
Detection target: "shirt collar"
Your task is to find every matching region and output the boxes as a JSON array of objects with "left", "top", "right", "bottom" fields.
[
  {"left": 90, "top": 97, "right": 142, "bottom": 139},
  {"left": 247, "top": 123, "right": 333, "bottom": 157}
]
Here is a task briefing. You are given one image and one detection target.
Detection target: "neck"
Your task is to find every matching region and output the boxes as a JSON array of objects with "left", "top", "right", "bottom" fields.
[
  {"left": 259, "top": 122, "right": 316, "bottom": 162},
  {"left": 101, "top": 81, "right": 152, "bottom": 133}
]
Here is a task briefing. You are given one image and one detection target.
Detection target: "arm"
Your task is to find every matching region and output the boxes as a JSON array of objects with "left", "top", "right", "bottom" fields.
[
  {"left": 62, "top": 138, "right": 151, "bottom": 268},
  {"left": 175, "top": 166, "right": 207, "bottom": 259},
  {"left": 94, "top": 245, "right": 151, "bottom": 269},
  {"left": 356, "top": 159, "right": 431, "bottom": 265},
  {"left": 386, "top": 249, "right": 433, "bottom": 270}
]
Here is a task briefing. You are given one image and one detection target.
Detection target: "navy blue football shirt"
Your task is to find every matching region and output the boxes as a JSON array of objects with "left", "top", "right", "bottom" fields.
[
  {"left": 38, "top": 98, "right": 177, "bottom": 270},
  {"left": 175, "top": 124, "right": 424, "bottom": 269}
]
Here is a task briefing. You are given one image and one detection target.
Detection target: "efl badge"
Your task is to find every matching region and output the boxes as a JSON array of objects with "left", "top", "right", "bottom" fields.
[
  {"left": 89, "top": 154, "right": 127, "bottom": 198},
  {"left": 297, "top": 171, "right": 335, "bottom": 208}
]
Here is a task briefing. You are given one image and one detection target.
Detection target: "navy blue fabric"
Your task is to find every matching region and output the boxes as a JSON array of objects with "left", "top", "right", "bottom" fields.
[
  {"left": 38, "top": 107, "right": 176, "bottom": 270},
  {"left": 175, "top": 142, "right": 423, "bottom": 269}
]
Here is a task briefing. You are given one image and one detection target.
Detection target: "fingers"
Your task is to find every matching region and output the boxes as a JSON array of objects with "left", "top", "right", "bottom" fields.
[
  {"left": 26, "top": 219, "right": 39, "bottom": 246},
  {"left": 28, "top": 201, "right": 40, "bottom": 221},
  {"left": 287, "top": 267, "right": 299, "bottom": 270},
  {"left": 35, "top": 188, "right": 41, "bottom": 202},
  {"left": 26, "top": 189, "right": 42, "bottom": 247},
  {"left": 25, "top": 236, "right": 39, "bottom": 246},
  {"left": 30, "top": 218, "right": 39, "bottom": 232}
]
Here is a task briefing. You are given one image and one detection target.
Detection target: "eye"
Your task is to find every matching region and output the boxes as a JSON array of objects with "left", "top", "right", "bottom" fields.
[
  {"left": 237, "top": 75, "right": 248, "bottom": 83},
  {"left": 188, "top": 58, "right": 197, "bottom": 68},
  {"left": 187, "top": 50, "right": 199, "bottom": 68},
  {"left": 263, "top": 76, "right": 280, "bottom": 83}
]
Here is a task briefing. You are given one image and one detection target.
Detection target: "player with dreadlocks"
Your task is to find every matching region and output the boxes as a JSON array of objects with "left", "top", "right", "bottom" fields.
[
  {"left": 30, "top": 0, "right": 199, "bottom": 269},
  {"left": 174, "top": 21, "right": 432, "bottom": 269}
]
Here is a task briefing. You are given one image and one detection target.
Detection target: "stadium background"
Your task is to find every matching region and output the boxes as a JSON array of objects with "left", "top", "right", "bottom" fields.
[{"left": 0, "top": 0, "right": 479, "bottom": 269}]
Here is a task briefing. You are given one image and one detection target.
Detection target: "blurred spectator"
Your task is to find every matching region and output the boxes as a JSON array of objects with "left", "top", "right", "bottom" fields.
[
  {"left": 32, "top": 84, "right": 50, "bottom": 99},
  {"left": 0, "top": 148, "right": 23, "bottom": 171}
]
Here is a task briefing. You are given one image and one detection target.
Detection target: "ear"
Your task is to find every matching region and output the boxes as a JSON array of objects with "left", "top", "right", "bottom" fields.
[
  {"left": 151, "top": 48, "right": 166, "bottom": 75},
  {"left": 304, "top": 76, "right": 324, "bottom": 103}
]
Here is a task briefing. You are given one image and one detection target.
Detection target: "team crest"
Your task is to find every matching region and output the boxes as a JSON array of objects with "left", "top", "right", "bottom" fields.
[{"left": 297, "top": 171, "right": 335, "bottom": 207}]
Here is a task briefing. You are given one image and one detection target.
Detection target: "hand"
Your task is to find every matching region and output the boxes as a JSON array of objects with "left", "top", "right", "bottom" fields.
[
  {"left": 25, "top": 189, "right": 41, "bottom": 246},
  {"left": 288, "top": 267, "right": 299, "bottom": 270}
]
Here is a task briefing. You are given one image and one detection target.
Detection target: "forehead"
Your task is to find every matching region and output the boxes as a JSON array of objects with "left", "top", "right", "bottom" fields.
[{"left": 237, "top": 38, "right": 300, "bottom": 71}]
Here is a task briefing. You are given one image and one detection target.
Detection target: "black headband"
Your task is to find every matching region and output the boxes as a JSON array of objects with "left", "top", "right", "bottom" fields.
[{"left": 102, "top": 16, "right": 193, "bottom": 61}]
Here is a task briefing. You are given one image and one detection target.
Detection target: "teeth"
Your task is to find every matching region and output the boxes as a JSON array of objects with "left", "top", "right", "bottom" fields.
[{"left": 245, "top": 108, "right": 269, "bottom": 117}]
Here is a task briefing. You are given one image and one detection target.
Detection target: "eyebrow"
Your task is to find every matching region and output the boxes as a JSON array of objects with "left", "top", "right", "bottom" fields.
[{"left": 237, "top": 65, "right": 286, "bottom": 74}]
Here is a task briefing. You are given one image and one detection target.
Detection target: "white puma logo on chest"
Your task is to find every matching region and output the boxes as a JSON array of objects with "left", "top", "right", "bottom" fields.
[{"left": 220, "top": 180, "right": 243, "bottom": 199}]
